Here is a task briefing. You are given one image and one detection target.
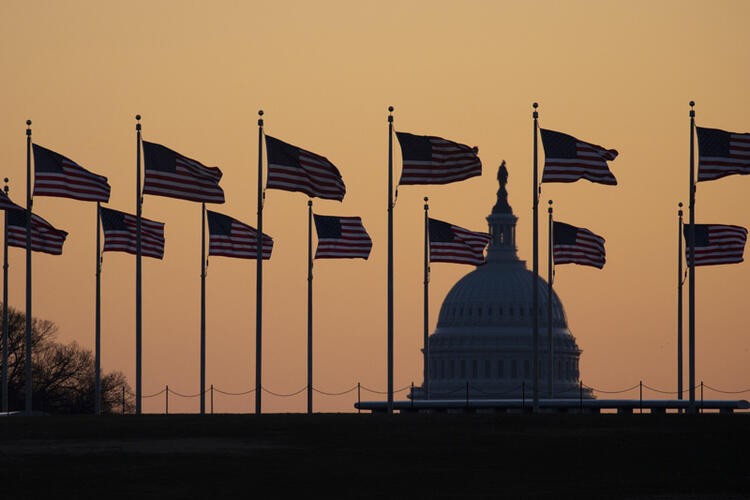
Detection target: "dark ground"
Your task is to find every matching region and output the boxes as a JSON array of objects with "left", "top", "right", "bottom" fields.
[{"left": 0, "top": 413, "right": 748, "bottom": 499}]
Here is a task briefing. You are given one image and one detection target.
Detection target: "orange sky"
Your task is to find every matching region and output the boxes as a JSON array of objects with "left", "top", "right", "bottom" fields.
[{"left": 1, "top": 0, "right": 749, "bottom": 413}]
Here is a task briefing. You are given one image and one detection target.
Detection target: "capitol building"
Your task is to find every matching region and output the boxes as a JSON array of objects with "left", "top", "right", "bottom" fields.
[{"left": 414, "top": 164, "right": 592, "bottom": 400}]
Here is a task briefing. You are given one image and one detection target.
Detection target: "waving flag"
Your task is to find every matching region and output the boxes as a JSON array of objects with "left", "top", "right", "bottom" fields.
[
  {"left": 684, "top": 223, "right": 747, "bottom": 266},
  {"left": 313, "top": 215, "right": 372, "bottom": 259},
  {"left": 428, "top": 218, "right": 490, "bottom": 266},
  {"left": 32, "top": 144, "right": 111, "bottom": 202},
  {"left": 265, "top": 136, "right": 345, "bottom": 201},
  {"left": 7, "top": 209, "right": 67, "bottom": 255},
  {"left": 396, "top": 132, "right": 481, "bottom": 185},
  {"left": 553, "top": 221, "right": 606, "bottom": 269},
  {"left": 540, "top": 129, "right": 618, "bottom": 185},
  {"left": 207, "top": 211, "right": 273, "bottom": 259},
  {"left": 142, "top": 141, "right": 224, "bottom": 203},
  {"left": 0, "top": 191, "right": 22, "bottom": 211},
  {"left": 697, "top": 127, "right": 750, "bottom": 182},
  {"left": 100, "top": 207, "right": 165, "bottom": 259}
]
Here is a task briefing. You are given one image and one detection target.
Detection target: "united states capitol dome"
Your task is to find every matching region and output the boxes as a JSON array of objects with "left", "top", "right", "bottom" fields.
[{"left": 416, "top": 162, "right": 592, "bottom": 400}]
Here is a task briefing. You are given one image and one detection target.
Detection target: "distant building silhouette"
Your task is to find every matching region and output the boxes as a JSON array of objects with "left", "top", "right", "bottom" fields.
[{"left": 413, "top": 163, "right": 592, "bottom": 400}]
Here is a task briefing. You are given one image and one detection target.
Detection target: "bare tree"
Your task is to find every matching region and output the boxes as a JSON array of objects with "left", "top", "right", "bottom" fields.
[{"left": 1, "top": 304, "right": 133, "bottom": 414}]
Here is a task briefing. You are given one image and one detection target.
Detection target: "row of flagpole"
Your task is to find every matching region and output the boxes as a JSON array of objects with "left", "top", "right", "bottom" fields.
[{"left": 2, "top": 101, "right": 747, "bottom": 416}]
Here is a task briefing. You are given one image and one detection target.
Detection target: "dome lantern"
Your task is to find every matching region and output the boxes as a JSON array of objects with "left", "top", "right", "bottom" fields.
[{"left": 487, "top": 161, "right": 520, "bottom": 263}]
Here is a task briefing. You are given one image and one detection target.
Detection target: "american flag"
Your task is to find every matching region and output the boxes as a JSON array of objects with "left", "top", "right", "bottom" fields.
[
  {"left": 697, "top": 127, "right": 750, "bottom": 182},
  {"left": 32, "top": 144, "right": 111, "bottom": 202},
  {"left": 428, "top": 218, "right": 490, "bottom": 266},
  {"left": 540, "top": 129, "right": 618, "bottom": 185},
  {"left": 684, "top": 224, "right": 747, "bottom": 266},
  {"left": 142, "top": 141, "right": 224, "bottom": 203},
  {"left": 552, "top": 221, "right": 606, "bottom": 269},
  {"left": 0, "top": 190, "right": 22, "bottom": 211},
  {"left": 313, "top": 215, "right": 372, "bottom": 259},
  {"left": 265, "top": 136, "right": 346, "bottom": 201},
  {"left": 100, "top": 206, "right": 165, "bottom": 259},
  {"left": 207, "top": 210, "right": 273, "bottom": 260},
  {"left": 7, "top": 209, "right": 67, "bottom": 255},
  {"left": 396, "top": 132, "right": 482, "bottom": 185}
]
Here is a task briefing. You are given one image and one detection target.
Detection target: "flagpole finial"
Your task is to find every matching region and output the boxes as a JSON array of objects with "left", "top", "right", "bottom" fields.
[
  {"left": 135, "top": 115, "right": 141, "bottom": 131},
  {"left": 308, "top": 199, "right": 312, "bottom": 207},
  {"left": 388, "top": 106, "right": 394, "bottom": 123},
  {"left": 678, "top": 201, "right": 683, "bottom": 217},
  {"left": 26, "top": 120, "right": 31, "bottom": 135},
  {"left": 258, "top": 109, "right": 264, "bottom": 127},
  {"left": 548, "top": 199, "right": 553, "bottom": 214},
  {"left": 3, "top": 178, "right": 8, "bottom": 194},
  {"left": 424, "top": 196, "right": 428, "bottom": 210},
  {"left": 689, "top": 101, "right": 695, "bottom": 118},
  {"left": 532, "top": 102, "right": 538, "bottom": 119}
]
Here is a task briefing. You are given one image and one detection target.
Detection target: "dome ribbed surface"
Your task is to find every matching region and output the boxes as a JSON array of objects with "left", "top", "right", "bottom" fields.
[{"left": 436, "top": 261, "right": 567, "bottom": 330}]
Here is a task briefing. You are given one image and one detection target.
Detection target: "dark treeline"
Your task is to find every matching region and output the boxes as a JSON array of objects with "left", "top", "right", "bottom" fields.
[{"left": 1, "top": 304, "right": 133, "bottom": 414}]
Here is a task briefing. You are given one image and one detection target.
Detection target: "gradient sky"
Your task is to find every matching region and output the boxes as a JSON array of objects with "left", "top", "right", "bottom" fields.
[{"left": 1, "top": 0, "right": 749, "bottom": 413}]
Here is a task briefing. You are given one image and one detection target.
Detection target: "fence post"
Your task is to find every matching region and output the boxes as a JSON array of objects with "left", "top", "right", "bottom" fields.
[
  {"left": 122, "top": 386, "right": 125, "bottom": 415},
  {"left": 700, "top": 381, "right": 704, "bottom": 414},
  {"left": 639, "top": 381, "right": 643, "bottom": 414},
  {"left": 165, "top": 385, "right": 169, "bottom": 415},
  {"left": 357, "top": 382, "right": 361, "bottom": 414},
  {"left": 210, "top": 384, "right": 214, "bottom": 415},
  {"left": 579, "top": 380, "right": 583, "bottom": 412}
]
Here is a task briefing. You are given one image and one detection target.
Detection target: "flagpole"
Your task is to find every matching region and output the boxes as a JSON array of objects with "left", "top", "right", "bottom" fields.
[
  {"left": 200, "top": 202, "right": 206, "bottom": 415},
  {"left": 2, "top": 179, "right": 9, "bottom": 413},
  {"left": 95, "top": 202, "right": 102, "bottom": 415},
  {"left": 135, "top": 114, "right": 142, "bottom": 415},
  {"left": 677, "top": 202, "right": 684, "bottom": 405},
  {"left": 423, "top": 196, "right": 429, "bottom": 400},
  {"left": 25, "top": 119, "right": 32, "bottom": 416},
  {"left": 387, "top": 105, "right": 394, "bottom": 414},
  {"left": 547, "top": 200, "right": 553, "bottom": 399},
  {"left": 688, "top": 101, "right": 696, "bottom": 412},
  {"left": 256, "top": 110, "right": 264, "bottom": 414},
  {"left": 307, "top": 199, "right": 313, "bottom": 415},
  {"left": 532, "top": 102, "right": 539, "bottom": 411}
]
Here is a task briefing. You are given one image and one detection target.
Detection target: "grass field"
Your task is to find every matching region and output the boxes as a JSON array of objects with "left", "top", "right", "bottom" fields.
[{"left": 1, "top": 413, "right": 748, "bottom": 499}]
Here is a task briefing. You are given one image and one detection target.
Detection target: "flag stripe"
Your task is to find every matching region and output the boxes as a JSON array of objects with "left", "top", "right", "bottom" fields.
[
  {"left": 7, "top": 211, "right": 68, "bottom": 255},
  {"left": 540, "top": 129, "right": 618, "bottom": 185},
  {"left": 553, "top": 221, "right": 606, "bottom": 269},
  {"left": 142, "top": 141, "right": 225, "bottom": 203},
  {"left": 697, "top": 128, "right": 750, "bottom": 182},
  {"left": 314, "top": 215, "right": 372, "bottom": 259},
  {"left": 265, "top": 136, "right": 346, "bottom": 201},
  {"left": 685, "top": 224, "right": 747, "bottom": 266},
  {"left": 101, "top": 207, "right": 165, "bottom": 259},
  {"left": 428, "top": 218, "right": 490, "bottom": 266},
  {"left": 32, "top": 144, "right": 111, "bottom": 202},
  {"left": 207, "top": 210, "right": 273, "bottom": 260},
  {"left": 398, "top": 133, "right": 482, "bottom": 185}
]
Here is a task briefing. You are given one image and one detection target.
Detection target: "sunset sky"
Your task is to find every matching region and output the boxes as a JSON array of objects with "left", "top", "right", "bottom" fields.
[{"left": 2, "top": 0, "right": 749, "bottom": 413}]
